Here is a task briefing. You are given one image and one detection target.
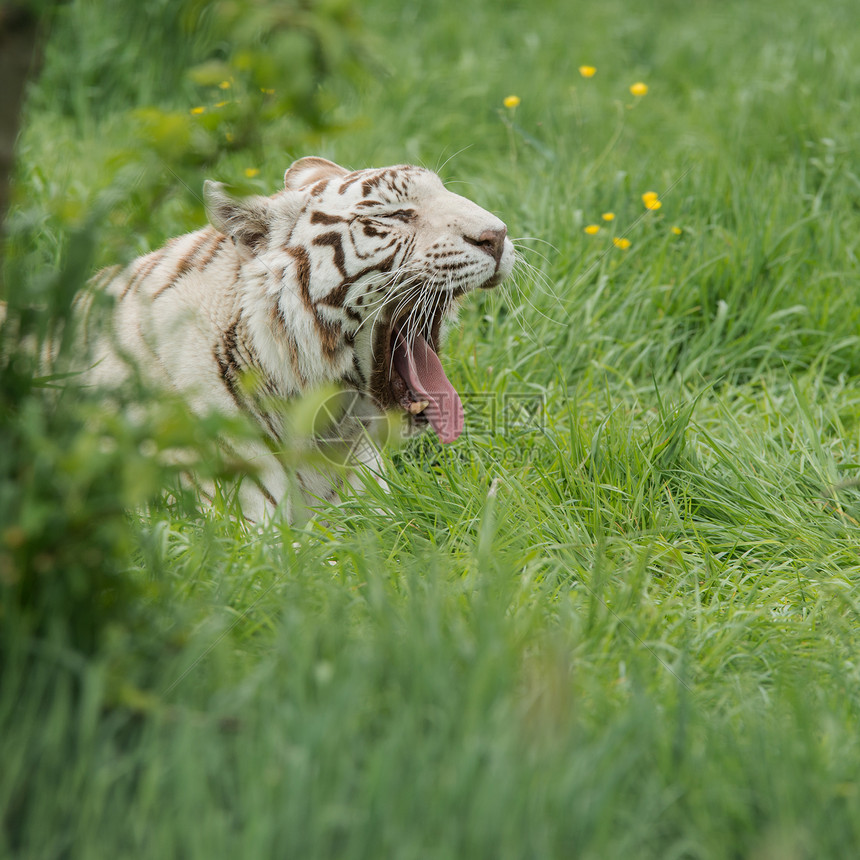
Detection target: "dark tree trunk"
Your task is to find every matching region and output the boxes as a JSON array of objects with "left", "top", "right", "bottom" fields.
[{"left": 0, "top": 3, "right": 43, "bottom": 236}]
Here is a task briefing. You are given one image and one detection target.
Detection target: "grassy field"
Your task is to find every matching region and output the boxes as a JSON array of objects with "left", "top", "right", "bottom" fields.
[{"left": 4, "top": 0, "right": 860, "bottom": 857}]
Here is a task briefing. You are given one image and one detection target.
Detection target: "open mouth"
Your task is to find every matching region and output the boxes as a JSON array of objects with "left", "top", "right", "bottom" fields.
[{"left": 369, "top": 304, "right": 464, "bottom": 444}]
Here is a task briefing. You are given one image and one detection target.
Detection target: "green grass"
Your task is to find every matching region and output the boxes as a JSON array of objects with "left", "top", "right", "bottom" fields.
[{"left": 4, "top": 0, "right": 860, "bottom": 857}]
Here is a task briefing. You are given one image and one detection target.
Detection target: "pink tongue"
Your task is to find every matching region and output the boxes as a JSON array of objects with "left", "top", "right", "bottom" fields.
[{"left": 392, "top": 332, "right": 464, "bottom": 443}]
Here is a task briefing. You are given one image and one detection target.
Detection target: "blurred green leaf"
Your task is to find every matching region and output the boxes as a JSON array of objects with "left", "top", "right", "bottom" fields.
[
  {"left": 187, "top": 59, "right": 233, "bottom": 87},
  {"left": 132, "top": 108, "right": 193, "bottom": 160}
]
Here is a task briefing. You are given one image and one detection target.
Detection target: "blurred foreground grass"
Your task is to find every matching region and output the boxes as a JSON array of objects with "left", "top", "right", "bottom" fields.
[{"left": 3, "top": 0, "right": 860, "bottom": 857}]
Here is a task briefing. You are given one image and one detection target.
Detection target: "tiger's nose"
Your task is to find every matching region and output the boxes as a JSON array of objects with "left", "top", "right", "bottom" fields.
[{"left": 466, "top": 227, "right": 508, "bottom": 266}]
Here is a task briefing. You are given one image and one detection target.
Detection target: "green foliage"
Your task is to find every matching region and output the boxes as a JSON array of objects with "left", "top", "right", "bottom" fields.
[
  {"left": 17, "top": 0, "right": 371, "bottom": 269},
  {"left": 5, "top": 0, "right": 860, "bottom": 856},
  {"left": 34, "top": 0, "right": 367, "bottom": 129},
  {"left": 0, "top": 215, "right": 247, "bottom": 663},
  {"left": 0, "top": 214, "right": 123, "bottom": 652}
]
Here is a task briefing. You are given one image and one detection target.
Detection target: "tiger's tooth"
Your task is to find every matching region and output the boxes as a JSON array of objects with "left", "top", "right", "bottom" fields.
[{"left": 407, "top": 399, "right": 429, "bottom": 414}]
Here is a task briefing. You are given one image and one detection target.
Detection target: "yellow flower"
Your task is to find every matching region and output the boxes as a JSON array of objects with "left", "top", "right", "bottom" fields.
[
  {"left": 261, "top": 88, "right": 275, "bottom": 95},
  {"left": 642, "top": 191, "right": 662, "bottom": 210},
  {"left": 579, "top": 65, "right": 597, "bottom": 78},
  {"left": 584, "top": 224, "right": 600, "bottom": 235},
  {"left": 601, "top": 212, "right": 615, "bottom": 221},
  {"left": 244, "top": 167, "right": 259, "bottom": 178},
  {"left": 630, "top": 82, "right": 648, "bottom": 96},
  {"left": 613, "top": 237, "right": 631, "bottom": 249},
  {"left": 190, "top": 106, "right": 206, "bottom": 114},
  {"left": 503, "top": 94, "right": 521, "bottom": 109},
  {"left": 671, "top": 226, "right": 683, "bottom": 235},
  {"left": 215, "top": 101, "right": 229, "bottom": 108},
  {"left": 219, "top": 81, "right": 231, "bottom": 89}
]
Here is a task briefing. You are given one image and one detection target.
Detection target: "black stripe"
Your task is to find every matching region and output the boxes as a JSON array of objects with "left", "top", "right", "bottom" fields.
[
  {"left": 197, "top": 232, "right": 227, "bottom": 270},
  {"left": 338, "top": 172, "right": 365, "bottom": 194},
  {"left": 312, "top": 231, "right": 347, "bottom": 278},
  {"left": 310, "top": 210, "right": 344, "bottom": 225},
  {"left": 214, "top": 323, "right": 244, "bottom": 411},
  {"left": 286, "top": 246, "right": 312, "bottom": 308},
  {"left": 258, "top": 482, "right": 278, "bottom": 508},
  {"left": 349, "top": 353, "right": 366, "bottom": 388},
  {"left": 153, "top": 232, "right": 214, "bottom": 299},
  {"left": 120, "top": 249, "right": 164, "bottom": 299}
]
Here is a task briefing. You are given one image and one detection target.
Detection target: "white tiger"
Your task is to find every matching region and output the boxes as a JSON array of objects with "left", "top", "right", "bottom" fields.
[{"left": 84, "top": 157, "right": 515, "bottom": 522}]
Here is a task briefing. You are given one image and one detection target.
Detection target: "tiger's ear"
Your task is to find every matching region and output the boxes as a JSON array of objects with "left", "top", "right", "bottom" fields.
[
  {"left": 203, "top": 180, "right": 271, "bottom": 251},
  {"left": 284, "top": 156, "right": 348, "bottom": 192}
]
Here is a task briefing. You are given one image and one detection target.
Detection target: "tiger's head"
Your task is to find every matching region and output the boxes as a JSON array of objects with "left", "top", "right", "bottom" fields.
[{"left": 204, "top": 156, "right": 515, "bottom": 444}]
